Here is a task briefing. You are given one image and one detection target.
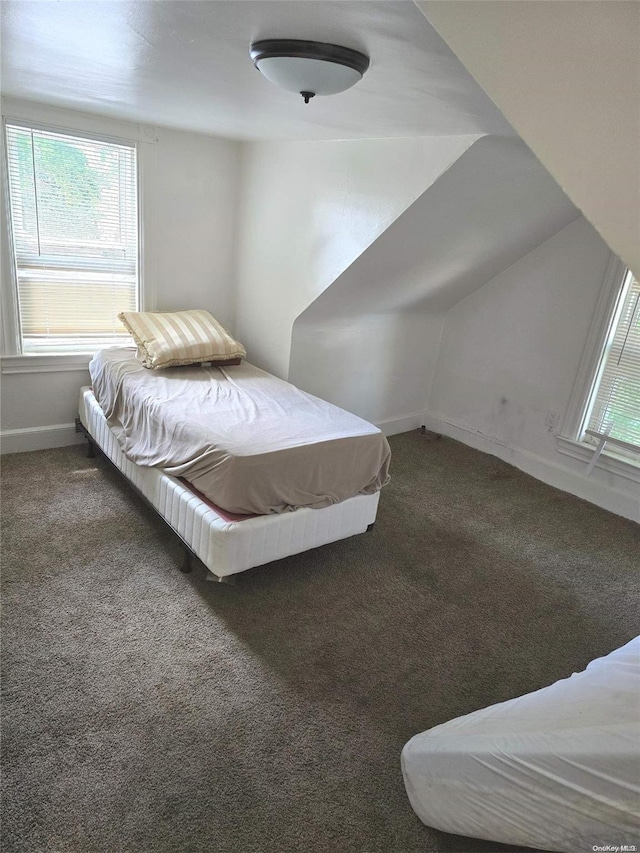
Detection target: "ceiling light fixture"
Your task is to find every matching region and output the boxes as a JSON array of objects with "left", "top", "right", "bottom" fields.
[{"left": 250, "top": 39, "right": 370, "bottom": 104}]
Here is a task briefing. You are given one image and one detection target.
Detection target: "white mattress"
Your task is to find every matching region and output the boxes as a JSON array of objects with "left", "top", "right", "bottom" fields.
[
  {"left": 79, "top": 387, "right": 379, "bottom": 579},
  {"left": 402, "top": 636, "right": 640, "bottom": 852}
]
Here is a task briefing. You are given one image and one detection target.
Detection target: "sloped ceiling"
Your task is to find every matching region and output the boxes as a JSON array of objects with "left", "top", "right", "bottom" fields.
[
  {"left": 416, "top": 0, "right": 640, "bottom": 276},
  {"left": 235, "top": 134, "right": 480, "bottom": 379},
  {"left": 298, "top": 136, "right": 579, "bottom": 322},
  {"left": 0, "top": 0, "right": 514, "bottom": 140}
]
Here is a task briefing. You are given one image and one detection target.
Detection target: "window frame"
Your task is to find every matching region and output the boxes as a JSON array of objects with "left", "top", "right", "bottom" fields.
[
  {"left": 1, "top": 114, "right": 145, "bottom": 362},
  {"left": 558, "top": 253, "right": 640, "bottom": 479}
]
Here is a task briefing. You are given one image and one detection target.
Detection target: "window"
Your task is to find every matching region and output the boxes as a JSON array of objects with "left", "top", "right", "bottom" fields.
[
  {"left": 580, "top": 267, "right": 640, "bottom": 463},
  {"left": 4, "top": 122, "right": 138, "bottom": 353}
]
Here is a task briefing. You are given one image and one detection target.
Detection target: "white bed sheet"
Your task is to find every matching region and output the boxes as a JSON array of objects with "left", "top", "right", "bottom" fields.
[{"left": 402, "top": 636, "right": 640, "bottom": 851}]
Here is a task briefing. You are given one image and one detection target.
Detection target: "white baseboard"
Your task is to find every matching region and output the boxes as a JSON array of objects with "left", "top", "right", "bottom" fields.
[
  {"left": 376, "top": 412, "right": 425, "bottom": 437},
  {"left": 0, "top": 423, "right": 85, "bottom": 454},
  {"left": 422, "top": 413, "right": 640, "bottom": 524}
]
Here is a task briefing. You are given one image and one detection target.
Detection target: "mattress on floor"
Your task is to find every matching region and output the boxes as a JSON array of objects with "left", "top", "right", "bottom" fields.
[
  {"left": 79, "top": 387, "right": 379, "bottom": 578},
  {"left": 89, "top": 347, "right": 391, "bottom": 515},
  {"left": 401, "top": 636, "right": 640, "bottom": 852}
]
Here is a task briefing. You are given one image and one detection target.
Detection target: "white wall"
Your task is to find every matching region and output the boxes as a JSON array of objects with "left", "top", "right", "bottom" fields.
[
  {"left": 0, "top": 100, "right": 241, "bottom": 451},
  {"left": 417, "top": 0, "right": 640, "bottom": 278},
  {"left": 289, "top": 313, "right": 442, "bottom": 432},
  {"left": 288, "top": 136, "right": 577, "bottom": 432},
  {"left": 426, "top": 217, "right": 639, "bottom": 521},
  {"left": 143, "top": 125, "right": 240, "bottom": 324},
  {"left": 235, "top": 135, "right": 479, "bottom": 379}
]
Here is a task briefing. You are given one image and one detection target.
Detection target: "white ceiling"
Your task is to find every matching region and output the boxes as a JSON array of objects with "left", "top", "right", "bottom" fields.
[
  {"left": 300, "top": 137, "right": 580, "bottom": 318},
  {"left": 0, "top": 0, "right": 514, "bottom": 141}
]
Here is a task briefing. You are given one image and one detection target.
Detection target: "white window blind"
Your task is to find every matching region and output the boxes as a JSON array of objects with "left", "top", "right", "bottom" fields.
[
  {"left": 583, "top": 269, "right": 640, "bottom": 451},
  {"left": 5, "top": 123, "right": 138, "bottom": 353}
]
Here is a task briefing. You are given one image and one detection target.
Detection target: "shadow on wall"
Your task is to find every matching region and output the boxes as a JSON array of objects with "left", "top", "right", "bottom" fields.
[
  {"left": 288, "top": 135, "right": 579, "bottom": 427},
  {"left": 289, "top": 312, "right": 441, "bottom": 426}
]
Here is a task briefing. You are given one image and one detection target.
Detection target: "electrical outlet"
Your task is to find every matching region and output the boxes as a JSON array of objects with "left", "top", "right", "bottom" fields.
[{"left": 545, "top": 410, "right": 560, "bottom": 433}]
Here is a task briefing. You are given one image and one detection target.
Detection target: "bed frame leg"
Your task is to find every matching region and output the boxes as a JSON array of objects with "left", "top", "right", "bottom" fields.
[
  {"left": 180, "top": 547, "right": 192, "bottom": 573},
  {"left": 86, "top": 438, "right": 95, "bottom": 459},
  {"left": 367, "top": 522, "right": 375, "bottom": 532},
  {"left": 205, "top": 571, "right": 236, "bottom": 585}
]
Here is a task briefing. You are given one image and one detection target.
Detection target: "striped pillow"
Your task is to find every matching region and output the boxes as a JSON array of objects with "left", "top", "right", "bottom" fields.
[{"left": 118, "top": 309, "right": 246, "bottom": 370}]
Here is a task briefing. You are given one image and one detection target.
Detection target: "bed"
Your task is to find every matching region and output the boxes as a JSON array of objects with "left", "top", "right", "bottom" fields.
[
  {"left": 401, "top": 636, "right": 640, "bottom": 851},
  {"left": 78, "top": 345, "right": 390, "bottom": 582}
]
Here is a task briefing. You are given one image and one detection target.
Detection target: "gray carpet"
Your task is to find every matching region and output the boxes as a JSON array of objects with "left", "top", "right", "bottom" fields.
[{"left": 1, "top": 431, "right": 638, "bottom": 853}]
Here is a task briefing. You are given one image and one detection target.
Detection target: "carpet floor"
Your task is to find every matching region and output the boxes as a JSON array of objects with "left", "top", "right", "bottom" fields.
[{"left": 1, "top": 431, "right": 638, "bottom": 853}]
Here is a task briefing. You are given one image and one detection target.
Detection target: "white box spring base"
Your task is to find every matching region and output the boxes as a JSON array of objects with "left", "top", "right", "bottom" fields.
[{"left": 79, "top": 387, "right": 380, "bottom": 581}]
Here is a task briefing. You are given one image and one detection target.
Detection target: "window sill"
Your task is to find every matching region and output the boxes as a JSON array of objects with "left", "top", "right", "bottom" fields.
[
  {"left": 0, "top": 353, "right": 93, "bottom": 374},
  {"left": 556, "top": 436, "right": 640, "bottom": 485}
]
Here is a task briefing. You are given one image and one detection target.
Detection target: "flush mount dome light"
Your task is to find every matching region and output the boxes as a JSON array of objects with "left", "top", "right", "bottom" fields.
[{"left": 250, "top": 39, "right": 370, "bottom": 103}]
